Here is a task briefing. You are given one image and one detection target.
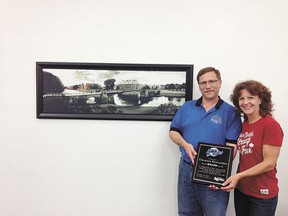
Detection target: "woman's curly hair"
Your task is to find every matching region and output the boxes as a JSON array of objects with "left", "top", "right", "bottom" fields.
[{"left": 230, "top": 80, "right": 273, "bottom": 121}]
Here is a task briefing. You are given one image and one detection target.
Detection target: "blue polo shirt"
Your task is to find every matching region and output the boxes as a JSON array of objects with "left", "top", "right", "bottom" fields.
[{"left": 170, "top": 97, "right": 242, "bottom": 163}]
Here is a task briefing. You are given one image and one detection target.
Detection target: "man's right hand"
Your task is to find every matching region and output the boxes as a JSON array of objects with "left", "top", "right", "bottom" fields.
[
  {"left": 183, "top": 143, "right": 197, "bottom": 164},
  {"left": 169, "top": 130, "right": 197, "bottom": 163}
]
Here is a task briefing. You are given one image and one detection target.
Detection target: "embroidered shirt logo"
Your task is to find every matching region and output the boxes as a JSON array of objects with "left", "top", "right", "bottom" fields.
[{"left": 211, "top": 115, "right": 222, "bottom": 124}]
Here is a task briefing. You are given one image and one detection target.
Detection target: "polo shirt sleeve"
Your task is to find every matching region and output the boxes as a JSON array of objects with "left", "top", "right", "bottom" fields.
[
  {"left": 225, "top": 107, "right": 242, "bottom": 144},
  {"left": 169, "top": 105, "right": 184, "bottom": 135}
]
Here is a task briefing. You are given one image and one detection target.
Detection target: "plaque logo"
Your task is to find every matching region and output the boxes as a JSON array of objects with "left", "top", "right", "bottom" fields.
[{"left": 206, "top": 147, "right": 223, "bottom": 157}]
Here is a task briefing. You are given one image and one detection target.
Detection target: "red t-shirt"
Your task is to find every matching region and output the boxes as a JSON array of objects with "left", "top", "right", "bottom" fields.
[{"left": 236, "top": 115, "right": 283, "bottom": 199}]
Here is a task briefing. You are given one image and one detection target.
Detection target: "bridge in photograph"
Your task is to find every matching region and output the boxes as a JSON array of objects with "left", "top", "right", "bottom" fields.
[{"left": 43, "top": 90, "right": 124, "bottom": 98}]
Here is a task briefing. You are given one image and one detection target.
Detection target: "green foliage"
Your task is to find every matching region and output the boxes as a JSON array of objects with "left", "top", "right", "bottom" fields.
[
  {"left": 152, "top": 103, "right": 179, "bottom": 115},
  {"left": 43, "top": 71, "right": 65, "bottom": 94},
  {"left": 104, "top": 79, "right": 116, "bottom": 90}
]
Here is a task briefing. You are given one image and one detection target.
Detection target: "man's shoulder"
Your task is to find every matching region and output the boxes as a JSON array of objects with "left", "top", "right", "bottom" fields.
[
  {"left": 218, "top": 99, "right": 235, "bottom": 110},
  {"left": 182, "top": 99, "right": 197, "bottom": 107}
]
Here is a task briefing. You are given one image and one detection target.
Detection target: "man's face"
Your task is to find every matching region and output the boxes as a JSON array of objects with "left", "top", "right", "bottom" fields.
[{"left": 198, "top": 71, "right": 222, "bottom": 100}]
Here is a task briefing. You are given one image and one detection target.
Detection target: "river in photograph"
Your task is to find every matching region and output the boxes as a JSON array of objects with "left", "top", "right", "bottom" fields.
[{"left": 113, "top": 94, "right": 185, "bottom": 107}]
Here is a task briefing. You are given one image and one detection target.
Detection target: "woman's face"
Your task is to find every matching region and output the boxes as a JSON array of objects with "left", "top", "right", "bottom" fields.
[{"left": 238, "top": 89, "right": 262, "bottom": 118}]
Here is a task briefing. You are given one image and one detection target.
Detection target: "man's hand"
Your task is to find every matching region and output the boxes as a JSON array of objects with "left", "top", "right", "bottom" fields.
[
  {"left": 183, "top": 143, "right": 197, "bottom": 164},
  {"left": 169, "top": 130, "right": 197, "bottom": 163}
]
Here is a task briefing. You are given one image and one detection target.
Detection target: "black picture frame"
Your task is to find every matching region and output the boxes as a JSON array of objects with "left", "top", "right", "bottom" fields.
[{"left": 36, "top": 62, "right": 193, "bottom": 121}]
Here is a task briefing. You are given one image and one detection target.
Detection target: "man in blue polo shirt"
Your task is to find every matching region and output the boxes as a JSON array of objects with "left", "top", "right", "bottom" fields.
[{"left": 169, "top": 67, "right": 242, "bottom": 216}]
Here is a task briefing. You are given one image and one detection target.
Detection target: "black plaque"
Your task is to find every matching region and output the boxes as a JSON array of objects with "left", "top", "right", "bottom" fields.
[{"left": 191, "top": 142, "right": 234, "bottom": 187}]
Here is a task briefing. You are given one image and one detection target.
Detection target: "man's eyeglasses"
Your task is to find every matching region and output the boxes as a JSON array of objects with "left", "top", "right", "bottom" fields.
[{"left": 199, "top": 79, "right": 219, "bottom": 88}]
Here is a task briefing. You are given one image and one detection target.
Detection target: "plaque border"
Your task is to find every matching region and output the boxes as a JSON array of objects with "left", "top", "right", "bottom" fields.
[{"left": 191, "top": 142, "right": 234, "bottom": 187}]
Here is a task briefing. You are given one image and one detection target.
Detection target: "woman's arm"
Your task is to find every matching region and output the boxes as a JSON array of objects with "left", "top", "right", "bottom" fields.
[{"left": 220, "top": 144, "right": 281, "bottom": 192}]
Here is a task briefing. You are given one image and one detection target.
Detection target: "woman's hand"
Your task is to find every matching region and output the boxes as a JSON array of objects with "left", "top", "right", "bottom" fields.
[{"left": 220, "top": 174, "right": 241, "bottom": 192}]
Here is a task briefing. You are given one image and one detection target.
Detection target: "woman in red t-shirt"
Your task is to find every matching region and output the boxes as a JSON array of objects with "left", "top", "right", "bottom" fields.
[{"left": 221, "top": 80, "right": 284, "bottom": 216}]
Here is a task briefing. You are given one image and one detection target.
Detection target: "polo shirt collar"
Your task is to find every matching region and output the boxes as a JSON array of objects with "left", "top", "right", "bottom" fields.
[{"left": 195, "top": 96, "right": 224, "bottom": 109}]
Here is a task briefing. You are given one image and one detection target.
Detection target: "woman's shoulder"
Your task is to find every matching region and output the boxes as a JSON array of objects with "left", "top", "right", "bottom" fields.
[
  {"left": 261, "top": 115, "right": 283, "bottom": 132},
  {"left": 262, "top": 115, "right": 280, "bottom": 124}
]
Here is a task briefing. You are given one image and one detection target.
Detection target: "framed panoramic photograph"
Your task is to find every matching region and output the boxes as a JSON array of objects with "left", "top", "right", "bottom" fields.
[{"left": 36, "top": 62, "right": 194, "bottom": 121}]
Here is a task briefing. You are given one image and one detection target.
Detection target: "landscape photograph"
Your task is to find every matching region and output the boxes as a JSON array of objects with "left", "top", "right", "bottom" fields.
[{"left": 36, "top": 63, "right": 193, "bottom": 120}]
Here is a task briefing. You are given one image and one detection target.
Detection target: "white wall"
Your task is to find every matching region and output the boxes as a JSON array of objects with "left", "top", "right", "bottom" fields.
[{"left": 0, "top": 0, "right": 287, "bottom": 215}]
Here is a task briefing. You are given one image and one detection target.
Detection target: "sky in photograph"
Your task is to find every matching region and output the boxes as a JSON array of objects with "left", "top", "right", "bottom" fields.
[{"left": 44, "top": 69, "right": 187, "bottom": 87}]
